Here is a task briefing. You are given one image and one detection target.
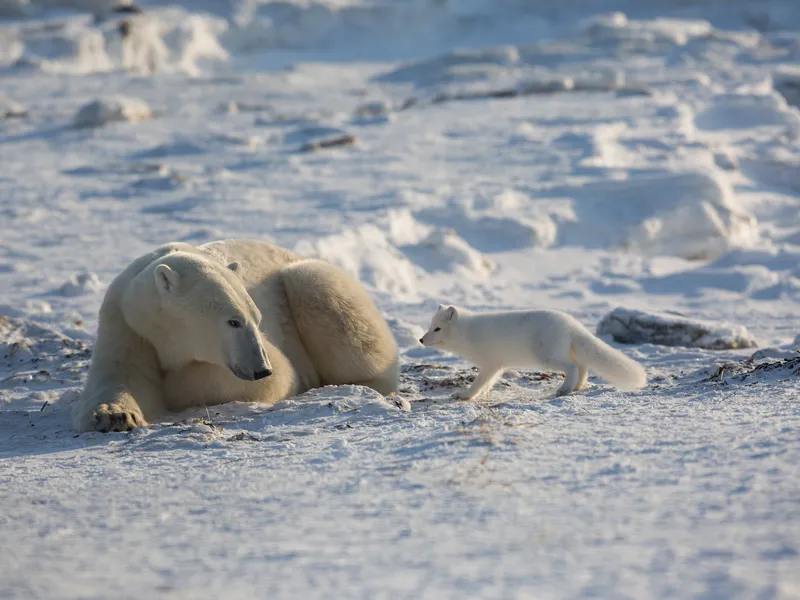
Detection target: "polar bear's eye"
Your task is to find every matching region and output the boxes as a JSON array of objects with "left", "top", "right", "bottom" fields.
[
  {"left": 434, "top": 327, "right": 441, "bottom": 332},
  {"left": 227, "top": 319, "right": 243, "bottom": 328}
]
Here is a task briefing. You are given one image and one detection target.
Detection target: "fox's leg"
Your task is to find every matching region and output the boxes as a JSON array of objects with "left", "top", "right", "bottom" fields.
[
  {"left": 575, "top": 365, "right": 589, "bottom": 391},
  {"left": 453, "top": 367, "right": 503, "bottom": 401},
  {"left": 556, "top": 364, "right": 580, "bottom": 396}
]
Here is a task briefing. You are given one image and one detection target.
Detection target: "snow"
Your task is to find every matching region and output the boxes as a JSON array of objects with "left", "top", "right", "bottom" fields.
[
  {"left": 2, "top": 0, "right": 800, "bottom": 598},
  {"left": 0, "top": 94, "right": 26, "bottom": 118}
]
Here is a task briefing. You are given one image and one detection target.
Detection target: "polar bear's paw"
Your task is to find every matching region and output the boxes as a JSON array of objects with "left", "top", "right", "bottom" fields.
[{"left": 93, "top": 403, "right": 147, "bottom": 432}]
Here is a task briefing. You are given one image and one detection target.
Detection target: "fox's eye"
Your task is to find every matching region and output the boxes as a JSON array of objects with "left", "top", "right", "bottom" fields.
[
  {"left": 434, "top": 327, "right": 441, "bottom": 332},
  {"left": 227, "top": 319, "right": 243, "bottom": 328}
]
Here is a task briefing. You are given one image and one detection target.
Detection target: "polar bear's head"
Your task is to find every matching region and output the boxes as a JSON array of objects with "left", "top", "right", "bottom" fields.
[{"left": 131, "top": 253, "right": 273, "bottom": 381}]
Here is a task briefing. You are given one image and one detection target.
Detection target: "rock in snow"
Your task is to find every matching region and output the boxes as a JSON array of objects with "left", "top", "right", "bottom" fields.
[
  {"left": 597, "top": 306, "right": 758, "bottom": 350},
  {"left": 74, "top": 96, "right": 151, "bottom": 127}
]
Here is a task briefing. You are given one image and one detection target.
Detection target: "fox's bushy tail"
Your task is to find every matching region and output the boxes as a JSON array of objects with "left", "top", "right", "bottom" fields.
[{"left": 572, "top": 332, "right": 646, "bottom": 391}]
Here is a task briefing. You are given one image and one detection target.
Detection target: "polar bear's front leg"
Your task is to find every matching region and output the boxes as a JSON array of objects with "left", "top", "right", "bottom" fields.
[
  {"left": 74, "top": 358, "right": 162, "bottom": 432},
  {"left": 73, "top": 376, "right": 153, "bottom": 433},
  {"left": 91, "top": 400, "right": 147, "bottom": 432},
  {"left": 73, "top": 313, "right": 164, "bottom": 433}
]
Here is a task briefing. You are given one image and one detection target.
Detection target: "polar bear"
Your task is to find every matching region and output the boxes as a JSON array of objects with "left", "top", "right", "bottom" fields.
[{"left": 73, "top": 239, "right": 399, "bottom": 432}]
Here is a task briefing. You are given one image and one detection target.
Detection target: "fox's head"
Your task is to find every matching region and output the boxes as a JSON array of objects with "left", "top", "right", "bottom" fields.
[{"left": 419, "top": 304, "right": 459, "bottom": 347}]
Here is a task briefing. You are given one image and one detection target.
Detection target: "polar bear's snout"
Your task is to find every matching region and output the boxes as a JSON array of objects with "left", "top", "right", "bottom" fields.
[
  {"left": 228, "top": 326, "right": 273, "bottom": 382},
  {"left": 253, "top": 368, "right": 272, "bottom": 380}
]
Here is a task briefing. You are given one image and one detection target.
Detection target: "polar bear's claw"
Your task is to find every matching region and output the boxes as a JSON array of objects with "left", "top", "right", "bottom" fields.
[{"left": 93, "top": 404, "right": 147, "bottom": 432}]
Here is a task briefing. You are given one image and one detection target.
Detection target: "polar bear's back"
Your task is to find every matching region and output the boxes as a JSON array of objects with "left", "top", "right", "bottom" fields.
[{"left": 199, "top": 239, "right": 302, "bottom": 285}]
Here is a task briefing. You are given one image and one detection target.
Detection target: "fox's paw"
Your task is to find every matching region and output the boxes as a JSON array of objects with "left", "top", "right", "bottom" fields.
[
  {"left": 92, "top": 403, "right": 147, "bottom": 432},
  {"left": 451, "top": 390, "right": 475, "bottom": 401}
]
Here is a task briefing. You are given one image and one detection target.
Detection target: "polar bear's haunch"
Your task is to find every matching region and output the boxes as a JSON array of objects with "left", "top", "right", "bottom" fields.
[{"left": 73, "top": 240, "right": 399, "bottom": 432}]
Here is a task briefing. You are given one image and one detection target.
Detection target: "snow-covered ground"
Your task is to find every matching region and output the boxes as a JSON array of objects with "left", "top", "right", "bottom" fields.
[{"left": 2, "top": 0, "right": 800, "bottom": 598}]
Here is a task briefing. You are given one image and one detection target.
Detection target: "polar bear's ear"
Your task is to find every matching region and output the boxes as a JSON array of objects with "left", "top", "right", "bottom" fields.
[
  {"left": 228, "top": 261, "right": 242, "bottom": 273},
  {"left": 154, "top": 264, "right": 180, "bottom": 295}
]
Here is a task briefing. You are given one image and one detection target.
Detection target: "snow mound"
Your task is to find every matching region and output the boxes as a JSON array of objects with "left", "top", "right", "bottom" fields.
[
  {"left": 643, "top": 246, "right": 800, "bottom": 299},
  {"left": 773, "top": 66, "right": 800, "bottom": 109},
  {"left": 401, "top": 229, "right": 494, "bottom": 277},
  {"left": 0, "top": 95, "right": 26, "bottom": 119},
  {"left": 711, "top": 246, "right": 800, "bottom": 273},
  {"left": 0, "top": 316, "right": 91, "bottom": 410},
  {"left": 581, "top": 13, "right": 712, "bottom": 48},
  {"left": 416, "top": 190, "right": 559, "bottom": 253},
  {"left": 31, "top": 0, "right": 125, "bottom": 11},
  {"left": 53, "top": 272, "right": 103, "bottom": 297},
  {"left": 375, "top": 45, "right": 520, "bottom": 86},
  {"left": 133, "top": 135, "right": 206, "bottom": 158},
  {"left": 555, "top": 170, "right": 760, "bottom": 260},
  {"left": 0, "top": 30, "right": 23, "bottom": 65},
  {"left": 643, "top": 265, "right": 780, "bottom": 297},
  {"left": 0, "top": 0, "right": 30, "bottom": 18},
  {"left": 695, "top": 92, "right": 800, "bottom": 131},
  {"left": 9, "top": 7, "right": 228, "bottom": 75},
  {"left": 17, "top": 20, "right": 113, "bottom": 73},
  {"left": 74, "top": 96, "right": 151, "bottom": 127},
  {"left": 288, "top": 384, "right": 410, "bottom": 419},
  {"left": 384, "top": 315, "right": 425, "bottom": 349},
  {"left": 293, "top": 210, "right": 496, "bottom": 298},
  {"left": 381, "top": 208, "right": 431, "bottom": 246},
  {"left": 739, "top": 149, "right": 800, "bottom": 193},
  {"left": 217, "top": 0, "right": 472, "bottom": 54},
  {"left": 115, "top": 11, "right": 229, "bottom": 76},
  {"left": 294, "top": 224, "right": 421, "bottom": 302},
  {"left": 597, "top": 307, "right": 758, "bottom": 350}
]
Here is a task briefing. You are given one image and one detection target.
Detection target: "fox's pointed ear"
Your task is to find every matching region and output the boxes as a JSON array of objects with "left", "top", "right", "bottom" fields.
[
  {"left": 154, "top": 264, "right": 179, "bottom": 296},
  {"left": 445, "top": 306, "right": 458, "bottom": 321},
  {"left": 437, "top": 304, "right": 446, "bottom": 312},
  {"left": 228, "top": 261, "right": 242, "bottom": 273}
]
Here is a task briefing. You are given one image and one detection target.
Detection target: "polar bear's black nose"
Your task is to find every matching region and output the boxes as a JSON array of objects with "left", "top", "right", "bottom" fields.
[{"left": 253, "top": 368, "right": 272, "bottom": 380}]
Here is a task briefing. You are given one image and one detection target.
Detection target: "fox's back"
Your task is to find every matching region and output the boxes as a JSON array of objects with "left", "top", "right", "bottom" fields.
[{"left": 460, "top": 309, "right": 584, "bottom": 367}]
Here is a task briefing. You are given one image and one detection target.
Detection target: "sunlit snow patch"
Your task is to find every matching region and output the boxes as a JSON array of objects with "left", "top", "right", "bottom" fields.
[
  {"left": 401, "top": 229, "right": 494, "bottom": 277},
  {"left": 295, "top": 224, "right": 422, "bottom": 302},
  {"left": 695, "top": 92, "right": 800, "bottom": 132},
  {"left": 555, "top": 170, "right": 759, "bottom": 260}
]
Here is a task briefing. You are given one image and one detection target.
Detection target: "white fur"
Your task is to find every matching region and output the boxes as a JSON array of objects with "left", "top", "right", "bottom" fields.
[
  {"left": 419, "top": 305, "right": 647, "bottom": 400},
  {"left": 73, "top": 239, "right": 399, "bottom": 432}
]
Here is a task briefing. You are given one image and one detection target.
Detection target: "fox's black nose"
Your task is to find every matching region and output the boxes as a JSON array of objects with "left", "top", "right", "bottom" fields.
[
  {"left": 418, "top": 338, "right": 424, "bottom": 344},
  {"left": 254, "top": 369, "right": 272, "bottom": 380}
]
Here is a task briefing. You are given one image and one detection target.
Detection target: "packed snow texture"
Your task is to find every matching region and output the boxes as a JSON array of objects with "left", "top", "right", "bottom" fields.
[{"left": 2, "top": 0, "right": 800, "bottom": 599}]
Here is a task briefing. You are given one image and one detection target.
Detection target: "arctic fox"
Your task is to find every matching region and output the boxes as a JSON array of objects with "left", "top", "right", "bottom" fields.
[{"left": 419, "top": 305, "right": 647, "bottom": 399}]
